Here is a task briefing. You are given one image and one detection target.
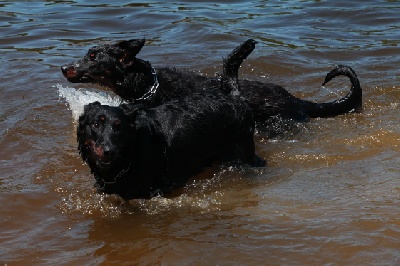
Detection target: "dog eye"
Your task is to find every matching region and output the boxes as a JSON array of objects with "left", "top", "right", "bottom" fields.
[
  {"left": 92, "top": 123, "right": 100, "bottom": 129},
  {"left": 89, "top": 52, "right": 96, "bottom": 60}
]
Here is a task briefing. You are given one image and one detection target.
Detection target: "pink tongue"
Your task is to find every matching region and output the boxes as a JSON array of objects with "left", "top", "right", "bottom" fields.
[{"left": 92, "top": 143, "right": 104, "bottom": 158}]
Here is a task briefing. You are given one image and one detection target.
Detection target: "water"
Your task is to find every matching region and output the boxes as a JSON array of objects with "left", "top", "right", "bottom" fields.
[{"left": 1, "top": 0, "right": 400, "bottom": 264}]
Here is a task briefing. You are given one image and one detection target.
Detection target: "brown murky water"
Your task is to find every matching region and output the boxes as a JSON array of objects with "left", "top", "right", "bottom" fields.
[{"left": 1, "top": 1, "right": 400, "bottom": 264}]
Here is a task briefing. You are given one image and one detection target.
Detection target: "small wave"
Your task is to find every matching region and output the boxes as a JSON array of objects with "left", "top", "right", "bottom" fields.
[
  {"left": 58, "top": 187, "right": 223, "bottom": 218},
  {"left": 55, "top": 84, "right": 123, "bottom": 121},
  {"left": 57, "top": 169, "right": 239, "bottom": 217}
]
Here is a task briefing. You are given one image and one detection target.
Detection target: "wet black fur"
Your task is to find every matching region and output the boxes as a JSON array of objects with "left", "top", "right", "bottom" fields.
[
  {"left": 77, "top": 90, "right": 264, "bottom": 199},
  {"left": 63, "top": 39, "right": 362, "bottom": 137}
]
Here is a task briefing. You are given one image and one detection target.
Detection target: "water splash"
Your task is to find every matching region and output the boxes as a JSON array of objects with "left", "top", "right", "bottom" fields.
[
  {"left": 55, "top": 84, "right": 123, "bottom": 121},
  {"left": 58, "top": 185, "right": 224, "bottom": 217},
  {"left": 57, "top": 168, "right": 238, "bottom": 217}
]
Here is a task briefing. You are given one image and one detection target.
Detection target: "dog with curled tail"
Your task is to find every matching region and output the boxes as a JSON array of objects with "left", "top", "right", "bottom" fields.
[{"left": 63, "top": 39, "right": 362, "bottom": 137}]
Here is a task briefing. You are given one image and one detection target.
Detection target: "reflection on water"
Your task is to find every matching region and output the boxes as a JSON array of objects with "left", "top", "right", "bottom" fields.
[{"left": 1, "top": 0, "right": 400, "bottom": 264}]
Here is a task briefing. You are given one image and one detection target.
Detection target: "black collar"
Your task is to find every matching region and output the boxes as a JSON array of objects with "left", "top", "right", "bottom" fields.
[{"left": 98, "top": 162, "right": 132, "bottom": 186}]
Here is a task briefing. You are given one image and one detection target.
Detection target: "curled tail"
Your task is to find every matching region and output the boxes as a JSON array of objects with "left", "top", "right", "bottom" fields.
[
  {"left": 221, "top": 39, "right": 257, "bottom": 94},
  {"left": 306, "top": 65, "right": 362, "bottom": 118}
]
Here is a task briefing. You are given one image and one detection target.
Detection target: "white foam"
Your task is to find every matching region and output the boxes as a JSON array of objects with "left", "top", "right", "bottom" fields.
[{"left": 56, "top": 84, "right": 123, "bottom": 121}]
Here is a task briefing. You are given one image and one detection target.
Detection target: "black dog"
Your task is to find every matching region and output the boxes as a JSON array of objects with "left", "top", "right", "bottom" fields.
[
  {"left": 222, "top": 42, "right": 362, "bottom": 134},
  {"left": 77, "top": 90, "right": 264, "bottom": 199},
  {"left": 62, "top": 39, "right": 362, "bottom": 136}
]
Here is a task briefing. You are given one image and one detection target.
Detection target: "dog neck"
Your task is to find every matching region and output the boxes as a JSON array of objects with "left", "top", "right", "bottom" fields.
[
  {"left": 95, "top": 162, "right": 132, "bottom": 186},
  {"left": 132, "top": 67, "right": 159, "bottom": 102},
  {"left": 112, "top": 59, "right": 159, "bottom": 102},
  {"left": 97, "top": 163, "right": 132, "bottom": 185}
]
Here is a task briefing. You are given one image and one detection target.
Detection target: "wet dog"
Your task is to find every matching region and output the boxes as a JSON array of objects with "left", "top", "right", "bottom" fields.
[
  {"left": 62, "top": 39, "right": 362, "bottom": 136},
  {"left": 77, "top": 90, "right": 264, "bottom": 199}
]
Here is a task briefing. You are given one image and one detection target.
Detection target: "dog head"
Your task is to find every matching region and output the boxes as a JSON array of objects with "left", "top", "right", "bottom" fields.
[
  {"left": 61, "top": 39, "right": 153, "bottom": 95},
  {"left": 77, "top": 101, "right": 134, "bottom": 170},
  {"left": 77, "top": 102, "right": 161, "bottom": 198}
]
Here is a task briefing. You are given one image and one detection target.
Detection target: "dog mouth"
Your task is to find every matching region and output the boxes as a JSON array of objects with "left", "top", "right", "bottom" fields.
[
  {"left": 61, "top": 65, "right": 93, "bottom": 82},
  {"left": 85, "top": 141, "right": 118, "bottom": 169},
  {"left": 95, "top": 158, "right": 113, "bottom": 169},
  {"left": 93, "top": 151, "right": 117, "bottom": 169},
  {"left": 60, "top": 65, "right": 116, "bottom": 89}
]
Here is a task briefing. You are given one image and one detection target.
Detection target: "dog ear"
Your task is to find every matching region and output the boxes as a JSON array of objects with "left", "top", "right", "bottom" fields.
[
  {"left": 83, "top": 101, "right": 101, "bottom": 113},
  {"left": 117, "top": 39, "right": 145, "bottom": 57},
  {"left": 78, "top": 102, "right": 102, "bottom": 132},
  {"left": 117, "top": 39, "right": 146, "bottom": 68}
]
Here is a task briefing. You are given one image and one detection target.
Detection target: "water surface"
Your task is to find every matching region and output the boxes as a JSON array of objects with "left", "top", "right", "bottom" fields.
[{"left": 1, "top": 0, "right": 400, "bottom": 264}]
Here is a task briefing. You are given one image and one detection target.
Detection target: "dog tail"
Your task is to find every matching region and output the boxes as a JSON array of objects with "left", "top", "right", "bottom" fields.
[
  {"left": 304, "top": 65, "right": 362, "bottom": 118},
  {"left": 221, "top": 39, "right": 257, "bottom": 95}
]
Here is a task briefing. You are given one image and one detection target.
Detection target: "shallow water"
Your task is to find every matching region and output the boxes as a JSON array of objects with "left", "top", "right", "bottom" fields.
[{"left": 1, "top": 0, "right": 400, "bottom": 264}]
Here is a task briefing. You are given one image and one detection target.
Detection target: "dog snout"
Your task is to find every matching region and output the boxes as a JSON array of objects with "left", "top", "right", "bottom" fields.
[
  {"left": 61, "top": 65, "right": 78, "bottom": 79},
  {"left": 92, "top": 143, "right": 116, "bottom": 167},
  {"left": 103, "top": 146, "right": 115, "bottom": 158}
]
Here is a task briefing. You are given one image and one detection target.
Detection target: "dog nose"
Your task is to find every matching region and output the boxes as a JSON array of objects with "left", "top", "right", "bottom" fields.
[
  {"left": 61, "top": 65, "right": 78, "bottom": 79},
  {"left": 61, "top": 65, "right": 68, "bottom": 74},
  {"left": 103, "top": 146, "right": 115, "bottom": 158}
]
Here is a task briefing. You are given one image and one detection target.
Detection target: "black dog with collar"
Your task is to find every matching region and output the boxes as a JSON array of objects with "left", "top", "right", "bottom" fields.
[
  {"left": 77, "top": 90, "right": 264, "bottom": 199},
  {"left": 62, "top": 39, "right": 362, "bottom": 136}
]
